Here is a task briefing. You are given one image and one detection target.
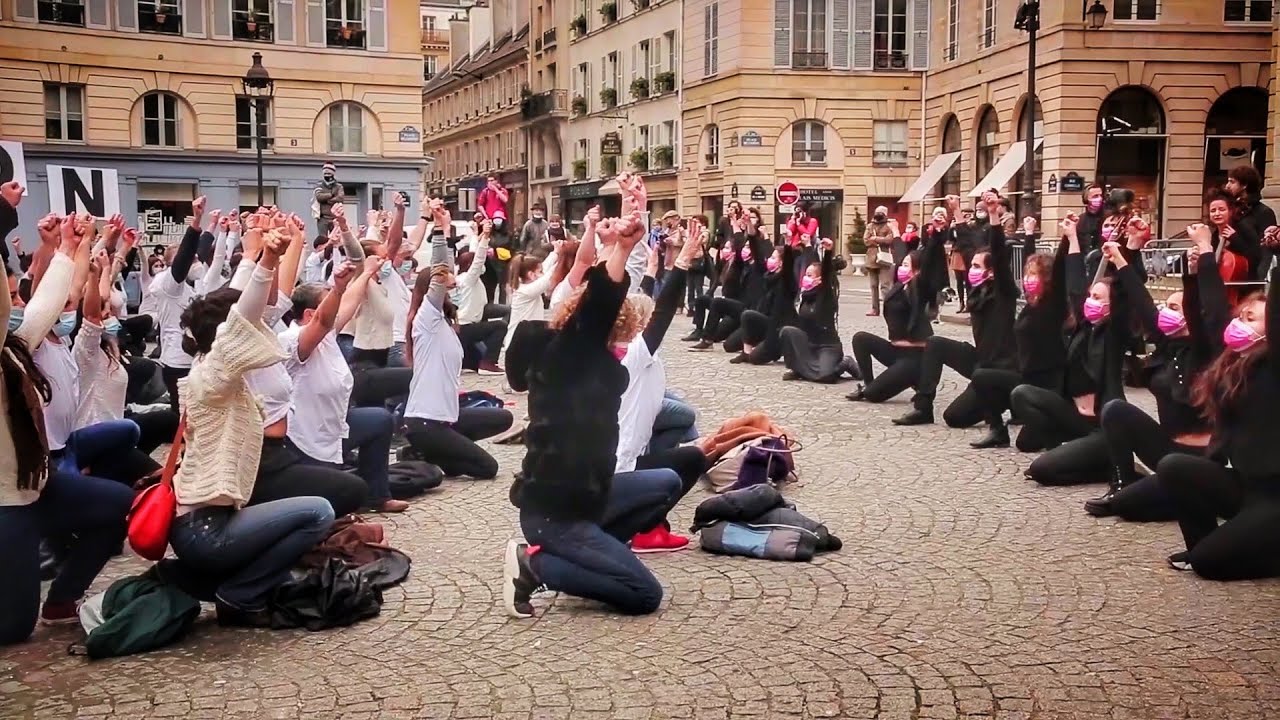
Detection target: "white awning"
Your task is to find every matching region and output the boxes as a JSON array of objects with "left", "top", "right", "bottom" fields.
[
  {"left": 898, "top": 151, "right": 962, "bottom": 204},
  {"left": 969, "top": 138, "right": 1044, "bottom": 197}
]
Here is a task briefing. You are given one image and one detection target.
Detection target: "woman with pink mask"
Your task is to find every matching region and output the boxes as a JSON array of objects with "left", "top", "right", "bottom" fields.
[
  {"left": 778, "top": 239, "right": 856, "bottom": 383},
  {"left": 732, "top": 242, "right": 799, "bottom": 365}
]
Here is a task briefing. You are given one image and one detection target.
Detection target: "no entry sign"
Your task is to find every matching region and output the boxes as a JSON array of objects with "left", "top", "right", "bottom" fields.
[{"left": 775, "top": 181, "right": 799, "bottom": 205}]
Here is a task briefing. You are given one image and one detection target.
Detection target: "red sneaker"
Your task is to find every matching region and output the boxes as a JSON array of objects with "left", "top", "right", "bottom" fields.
[
  {"left": 40, "top": 600, "right": 80, "bottom": 626},
  {"left": 631, "top": 526, "right": 690, "bottom": 554}
]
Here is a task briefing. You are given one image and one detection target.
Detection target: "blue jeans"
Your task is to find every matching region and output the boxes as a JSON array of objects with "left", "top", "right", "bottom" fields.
[
  {"left": 519, "top": 468, "right": 681, "bottom": 615},
  {"left": 387, "top": 342, "right": 407, "bottom": 368},
  {"left": 337, "top": 334, "right": 356, "bottom": 363},
  {"left": 58, "top": 419, "right": 140, "bottom": 477},
  {"left": 297, "top": 407, "right": 394, "bottom": 504},
  {"left": 168, "top": 497, "right": 335, "bottom": 611},
  {"left": 650, "top": 392, "right": 699, "bottom": 453},
  {"left": 0, "top": 469, "right": 133, "bottom": 644}
]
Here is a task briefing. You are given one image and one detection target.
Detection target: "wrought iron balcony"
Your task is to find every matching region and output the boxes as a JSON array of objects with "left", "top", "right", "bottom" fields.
[{"left": 521, "top": 89, "right": 569, "bottom": 121}]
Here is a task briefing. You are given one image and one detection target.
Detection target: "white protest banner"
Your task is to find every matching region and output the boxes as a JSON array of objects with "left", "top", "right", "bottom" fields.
[
  {"left": 0, "top": 141, "right": 28, "bottom": 194},
  {"left": 47, "top": 165, "right": 120, "bottom": 216}
]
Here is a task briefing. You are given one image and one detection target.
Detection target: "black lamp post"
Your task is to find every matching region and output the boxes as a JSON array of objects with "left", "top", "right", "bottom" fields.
[
  {"left": 1015, "top": 1, "right": 1040, "bottom": 219},
  {"left": 241, "top": 52, "right": 275, "bottom": 207}
]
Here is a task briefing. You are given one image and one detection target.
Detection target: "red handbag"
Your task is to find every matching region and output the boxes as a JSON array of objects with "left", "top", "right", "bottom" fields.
[{"left": 127, "top": 417, "right": 186, "bottom": 561}]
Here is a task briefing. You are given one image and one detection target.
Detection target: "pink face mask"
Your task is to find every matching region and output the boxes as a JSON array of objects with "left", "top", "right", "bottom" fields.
[
  {"left": 739, "top": 246, "right": 751, "bottom": 261},
  {"left": 766, "top": 257, "right": 782, "bottom": 273},
  {"left": 1101, "top": 226, "right": 1116, "bottom": 242},
  {"left": 1082, "top": 297, "right": 1110, "bottom": 324},
  {"left": 967, "top": 268, "right": 987, "bottom": 288},
  {"left": 611, "top": 345, "right": 628, "bottom": 360},
  {"left": 1088, "top": 198, "right": 1104, "bottom": 212},
  {"left": 1156, "top": 308, "right": 1186, "bottom": 336},
  {"left": 800, "top": 276, "right": 819, "bottom": 292},
  {"left": 1022, "top": 277, "right": 1042, "bottom": 297},
  {"left": 896, "top": 266, "right": 911, "bottom": 284},
  {"left": 1223, "top": 318, "right": 1265, "bottom": 352}
]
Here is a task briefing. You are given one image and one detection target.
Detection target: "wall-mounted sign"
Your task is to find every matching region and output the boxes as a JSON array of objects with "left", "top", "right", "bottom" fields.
[
  {"left": 1059, "top": 172, "right": 1085, "bottom": 193},
  {"left": 47, "top": 165, "right": 120, "bottom": 216},
  {"left": 0, "top": 141, "right": 28, "bottom": 193},
  {"left": 600, "top": 132, "right": 622, "bottom": 156},
  {"left": 740, "top": 131, "right": 763, "bottom": 147},
  {"left": 564, "top": 180, "right": 605, "bottom": 200},
  {"left": 398, "top": 126, "right": 422, "bottom": 144},
  {"left": 1047, "top": 173, "right": 1059, "bottom": 193},
  {"left": 775, "top": 181, "right": 800, "bottom": 205},
  {"left": 798, "top": 188, "right": 841, "bottom": 204},
  {"left": 750, "top": 185, "right": 767, "bottom": 202}
]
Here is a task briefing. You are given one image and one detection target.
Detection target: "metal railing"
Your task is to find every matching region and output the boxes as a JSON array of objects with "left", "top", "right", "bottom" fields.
[
  {"left": 791, "top": 52, "right": 827, "bottom": 69},
  {"left": 521, "top": 89, "right": 568, "bottom": 120}
]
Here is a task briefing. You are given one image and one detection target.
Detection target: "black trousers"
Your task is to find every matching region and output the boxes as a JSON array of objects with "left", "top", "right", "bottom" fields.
[
  {"left": 685, "top": 268, "right": 706, "bottom": 310},
  {"left": 1097, "top": 399, "right": 1197, "bottom": 522},
  {"left": 1158, "top": 454, "right": 1280, "bottom": 581},
  {"left": 483, "top": 256, "right": 510, "bottom": 304},
  {"left": 850, "top": 332, "right": 922, "bottom": 403},
  {"left": 128, "top": 408, "right": 181, "bottom": 454},
  {"left": 779, "top": 326, "right": 844, "bottom": 383},
  {"left": 913, "top": 336, "right": 983, "bottom": 427},
  {"left": 125, "top": 356, "right": 161, "bottom": 405},
  {"left": 350, "top": 367, "right": 412, "bottom": 409},
  {"left": 1009, "top": 385, "right": 1095, "bottom": 453},
  {"left": 740, "top": 309, "right": 783, "bottom": 364},
  {"left": 953, "top": 270, "right": 968, "bottom": 307},
  {"left": 635, "top": 445, "right": 707, "bottom": 508},
  {"left": 692, "top": 295, "right": 712, "bottom": 334},
  {"left": 706, "top": 298, "right": 744, "bottom": 343},
  {"left": 460, "top": 319, "right": 507, "bottom": 367},
  {"left": 722, "top": 328, "right": 744, "bottom": 354},
  {"left": 249, "top": 439, "right": 368, "bottom": 518},
  {"left": 404, "top": 407, "right": 513, "bottom": 479},
  {"left": 160, "top": 365, "right": 190, "bottom": 415}
]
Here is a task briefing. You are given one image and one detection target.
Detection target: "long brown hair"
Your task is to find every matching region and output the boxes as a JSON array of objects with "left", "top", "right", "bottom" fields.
[
  {"left": 2, "top": 333, "right": 52, "bottom": 490},
  {"left": 550, "top": 240, "right": 580, "bottom": 289},
  {"left": 1191, "top": 291, "right": 1266, "bottom": 420},
  {"left": 506, "top": 254, "right": 542, "bottom": 291}
]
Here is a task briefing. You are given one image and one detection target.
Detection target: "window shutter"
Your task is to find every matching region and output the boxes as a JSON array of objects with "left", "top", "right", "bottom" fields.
[
  {"left": 631, "top": 44, "right": 638, "bottom": 83},
  {"left": 211, "top": 0, "right": 231, "bottom": 38},
  {"left": 182, "top": 0, "right": 206, "bottom": 37},
  {"left": 909, "top": 0, "right": 929, "bottom": 70},
  {"left": 773, "top": 0, "right": 792, "bottom": 68},
  {"left": 86, "top": 0, "right": 110, "bottom": 28},
  {"left": 115, "top": 0, "right": 137, "bottom": 29},
  {"left": 305, "top": 0, "right": 324, "bottom": 46},
  {"left": 650, "top": 36, "right": 662, "bottom": 80},
  {"left": 830, "top": 0, "right": 850, "bottom": 69},
  {"left": 368, "top": 0, "right": 387, "bottom": 51},
  {"left": 275, "top": 0, "right": 295, "bottom": 43},
  {"left": 851, "top": 0, "right": 872, "bottom": 69}
]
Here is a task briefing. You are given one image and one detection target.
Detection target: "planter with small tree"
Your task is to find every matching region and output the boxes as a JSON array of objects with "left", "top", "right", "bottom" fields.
[
  {"left": 572, "top": 159, "right": 588, "bottom": 180},
  {"left": 653, "top": 71, "right": 675, "bottom": 94},
  {"left": 652, "top": 145, "right": 673, "bottom": 169},
  {"left": 599, "top": 1, "right": 617, "bottom": 23},
  {"left": 846, "top": 208, "right": 868, "bottom": 275},
  {"left": 600, "top": 87, "right": 617, "bottom": 108},
  {"left": 629, "top": 77, "right": 650, "bottom": 101},
  {"left": 571, "top": 95, "right": 588, "bottom": 116},
  {"left": 571, "top": 14, "right": 587, "bottom": 36},
  {"left": 629, "top": 148, "right": 649, "bottom": 172}
]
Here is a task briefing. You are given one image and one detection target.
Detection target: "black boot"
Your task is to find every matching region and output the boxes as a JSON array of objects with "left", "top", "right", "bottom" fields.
[
  {"left": 840, "top": 356, "right": 861, "bottom": 380},
  {"left": 728, "top": 352, "right": 750, "bottom": 364},
  {"left": 1084, "top": 466, "right": 1135, "bottom": 517},
  {"left": 689, "top": 339, "right": 714, "bottom": 351},
  {"left": 893, "top": 401, "right": 934, "bottom": 426},
  {"left": 680, "top": 330, "right": 702, "bottom": 342},
  {"left": 970, "top": 421, "right": 1010, "bottom": 449},
  {"left": 845, "top": 384, "right": 866, "bottom": 402}
]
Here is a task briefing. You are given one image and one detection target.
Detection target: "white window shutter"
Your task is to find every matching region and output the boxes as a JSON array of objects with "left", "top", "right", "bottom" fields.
[
  {"left": 211, "top": 0, "right": 231, "bottom": 38},
  {"left": 773, "top": 0, "right": 792, "bottom": 68},
  {"left": 631, "top": 44, "right": 638, "bottom": 84},
  {"left": 275, "top": 0, "right": 295, "bottom": 43},
  {"left": 86, "top": 0, "right": 110, "bottom": 28},
  {"left": 909, "top": 0, "right": 929, "bottom": 70},
  {"left": 831, "top": 0, "right": 850, "bottom": 69},
  {"left": 368, "top": 0, "right": 387, "bottom": 51},
  {"left": 650, "top": 36, "right": 661, "bottom": 80},
  {"left": 305, "top": 0, "right": 324, "bottom": 46},
  {"left": 182, "top": 0, "right": 206, "bottom": 37},
  {"left": 851, "top": 0, "right": 873, "bottom": 70},
  {"left": 15, "top": 0, "right": 36, "bottom": 21},
  {"left": 115, "top": 0, "right": 137, "bottom": 30}
]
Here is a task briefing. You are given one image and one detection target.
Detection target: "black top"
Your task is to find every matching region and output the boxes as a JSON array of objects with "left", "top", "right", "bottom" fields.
[
  {"left": 738, "top": 229, "right": 773, "bottom": 309},
  {"left": 1208, "top": 267, "right": 1280, "bottom": 479},
  {"left": 1060, "top": 254, "right": 1139, "bottom": 414},
  {"left": 881, "top": 228, "right": 946, "bottom": 342},
  {"left": 966, "top": 224, "right": 1018, "bottom": 370},
  {"left": 758, "top": 244, "right": 799, "bottom": 325},
  {"left": 1077, "top": 208, "right": 1105, "bottom": 252},
  {"left": 504, "top": 264, "right": 630, "bottom": 522},
  {"left": 1014, "top": 239, "right": 1073, "bottom": 385},
  {"left": 795, "top": 249, "right": 840, "bottom": 347},
  {"left": 1238, "top": 195, "right": 1277, "bottom": 279},
  {"left": 641, "top": 267, "right": 687, "bottom": 354}
]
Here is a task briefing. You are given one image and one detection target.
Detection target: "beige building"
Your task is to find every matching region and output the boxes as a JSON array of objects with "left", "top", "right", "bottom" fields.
[
  {"left": 422, "top": 0, "right": 530, "bottom": 217},
  {"left": 420, "top": 0, "right": 460, "bottom": 80},
  {"left": 678, "top": 0, "right": 928, "bottom": 244},
  {"left": 523, "top": 0, "right": 568, "bottom": 212},
  {"left": 919, "top": 0, "right": 1272, "bottom": 238},
  {"left": 0, "top": 0, "right": 427, "bottom": 234}
]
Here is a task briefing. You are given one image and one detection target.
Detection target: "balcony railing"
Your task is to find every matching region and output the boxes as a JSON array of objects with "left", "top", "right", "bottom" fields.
[
  {"left": 548, "top": 162, "right": 562, "bottom": 178},
  {"left": 542, "top": 27, "right": 557, "bottom": 50},
  {"left": 534, "top": 165, "right": 546, "bottom": 179},
  {"left": 139, "top": 5, "right": 182, "bottom": 34},
  {"left": 233, "top": 17, "right": 274, "bottom": 42},
  {"left": 791, "top": 51, "right": 827, "bottom": 69},
  {"left": 421, "top": 29, "right": 447, "bottom": 45},
  {"left": 874, "top": 50, "right": 908, "bottom": 70},
  {"left": 521, "top": 89, "right": 569, "bottom": 120},
  {"left": 328, "top": 23, "right": 366, "bottom": 49},
  {"left": 37, "top": 0, "right": 84, "bottom": 25}
]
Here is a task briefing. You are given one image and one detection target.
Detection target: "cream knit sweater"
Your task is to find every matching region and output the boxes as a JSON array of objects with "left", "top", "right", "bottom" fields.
[{"left": 174, "top": 308, "right": 287, "bottom": 508}]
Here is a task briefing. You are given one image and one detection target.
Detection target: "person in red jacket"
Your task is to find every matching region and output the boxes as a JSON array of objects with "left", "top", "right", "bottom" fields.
[{"left": 786, "top": 206, "right": 819, "bottom": 247}]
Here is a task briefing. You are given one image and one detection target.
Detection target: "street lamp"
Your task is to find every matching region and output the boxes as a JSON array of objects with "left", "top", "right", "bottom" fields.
[
  {"left": 1084, "top": 0, "right": 1108, "bottom": 29},
  {"left": 241, "top": 52, "right": 275, "bottom": 207},
  {"left": 1015, "top": 1, "right": 1040, "bottom": 218}
]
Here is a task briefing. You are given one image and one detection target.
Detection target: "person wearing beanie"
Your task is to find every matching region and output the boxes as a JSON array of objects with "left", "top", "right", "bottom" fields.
[{"left": 312, "top": 161, "right": 346, "bottom": 237}]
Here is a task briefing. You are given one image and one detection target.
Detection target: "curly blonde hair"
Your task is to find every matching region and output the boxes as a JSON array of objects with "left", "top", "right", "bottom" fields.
[{"left": 550, "top": 283, "right": 643, "bottom": 345}]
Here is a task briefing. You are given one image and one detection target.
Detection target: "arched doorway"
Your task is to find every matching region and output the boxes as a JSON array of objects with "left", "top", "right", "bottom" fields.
[
  {"left": 1203, "top": 87, "right": 1268, "bottom": 196},
  {"left": 937, "top": 115, "right": 962, "bottom": 199},
  {"left": 1096, "top": 86, "right": 1166, "bottom": 233},
  {"left": 1012, "top": 98, "right": 1043, "bottom": 220}
]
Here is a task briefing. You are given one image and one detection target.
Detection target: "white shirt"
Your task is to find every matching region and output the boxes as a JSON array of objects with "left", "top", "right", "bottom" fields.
[
  {"left": 150, "top": 271, "right": 195, "bottom": 369},
  {"left": 73, "top": 322, "right": 127, "bottom": 428},
  {"left": 615, "top": 338, "right": 665, "bottom": 473},
  {"left": 500, "top": 272, "right": 555, "bottom": 358},
  {"left": 34, "top": 339, "right": 79, "bottom": 452},
  {"left": 549, "top": 277, "right": 574, "bottom": 314},
  {"left": 386, "top": 271, "right": 412, "bottom": 344},
  {"left": 453, "top": 251, "right": 489, "bottom": 325},
  {"left": 405, "top": 296, "right": 463, "bottom": 423},
  {"left": 279, "top": 324, "right": 353, "bottom": 463},
  {"left": 244, "top": 362, "right": 293, "bottom": 427}
]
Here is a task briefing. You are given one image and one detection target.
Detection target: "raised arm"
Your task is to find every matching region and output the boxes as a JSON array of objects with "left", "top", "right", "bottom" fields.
[
  {"left": 276, "top": 215, "right": 308, "bottom": 293},
  {"left": 15, "top": 226, "right": 80, "bottom": 348},
  {"left": 66, "top": 216, "right": 95, "bottom": 309},
  {"left": 337, "top": 256, "right": 381, "bottom": 333},
  {"left": 1110, "top": 244, "right": 1159, "bottom": 339},
  {"left": 296, "top": 262, "right": 354, "bottom": 363},
  {"left": 234, "top": 230, "right": 285, "bottom": 323},
  {"left": 332, "top": 204, "right": 365, "bottom": 261},
  {"left": 1189, "top": 225, "right": 1230, "bottom": 355},
  {"left": 1268, "top": 265, "right": 1280, "bottom": 378},
  {"left": 568, "top": 207, "right": 601, "bottom": 288},
  {"left": 383, "top": 193, "right": 408, "bottom": 263},
  {"left": 169, "top": 197, "right": 205, "bottom": 283},
  {"left": 987, "top": 222, "right": 1018, "bottom": 299}
]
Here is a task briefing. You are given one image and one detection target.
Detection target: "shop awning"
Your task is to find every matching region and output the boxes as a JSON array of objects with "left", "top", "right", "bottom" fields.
[
  {"left": 898, "top": 152, "right": 962, "bottom": 204},
  {"left": 968, "top": 138, "right": 1044, "bottom": 197}
]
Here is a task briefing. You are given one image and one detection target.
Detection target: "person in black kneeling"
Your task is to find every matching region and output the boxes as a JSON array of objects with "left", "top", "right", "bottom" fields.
[
  {"left": 778, "top": 238, "right": 855, "bottom": 383},
  {"left": 733, "top": 242, "right": 798, "bottom": 365}
]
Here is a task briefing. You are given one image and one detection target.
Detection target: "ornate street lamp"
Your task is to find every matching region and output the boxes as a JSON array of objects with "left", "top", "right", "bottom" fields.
[
  {"left": 1015, "top": 1, "right": 1040, "bottom": 218},
  {"left": 241, "top": 52, "right": 275, "bottom": 207},
  {"left": 1084, "top": 0, "right": 1108, "bottom": 30}
]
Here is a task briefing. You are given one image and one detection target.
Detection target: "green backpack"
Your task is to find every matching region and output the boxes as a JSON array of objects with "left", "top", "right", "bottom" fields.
[{"left": 78, "top": 573, "right": 201, "bottom": 660}]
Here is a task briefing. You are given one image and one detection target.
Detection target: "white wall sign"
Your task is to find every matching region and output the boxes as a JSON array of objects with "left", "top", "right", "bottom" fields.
[
  {"left": 0, "top": 141, "right": 28, "bottom": 193},
  {"left": 47, "top": 165, "right": 120, "bottom": 216}
]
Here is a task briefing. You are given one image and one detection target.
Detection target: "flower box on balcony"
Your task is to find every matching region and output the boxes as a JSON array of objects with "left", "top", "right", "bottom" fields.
[
  {"left": 572, "top": 159, "right": 588, "bottom": 180},
  {"left": 571, "top": 95, "right": 588, "bottom": 116},
  {"left": 571, "top": 14, "right": 587, "bottom": 36},
  {"left": 600, "top": 87, "right": 617, "bottom": 108},
  {"left": 629, "top": 77, "right": 649, "bottom": 101},
  {"left": 652, "top": 145, "right": 673, "bottom": 168},
  {"left": 599, "top": 1, "right": 617, "bottom": 23},
  {"left": 629, "top": 148, "right": 649, "bottom": 172},
  {"left": 653, "top": 71, "right": 675, "bottom": 94}
]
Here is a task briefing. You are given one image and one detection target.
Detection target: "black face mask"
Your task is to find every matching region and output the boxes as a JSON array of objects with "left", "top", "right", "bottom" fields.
[
  {"left": 322, "top": 174, "right": 335, "bottom": 184},
  {"left": 873, "top": 213, "right": 886, "bottom": 223}
]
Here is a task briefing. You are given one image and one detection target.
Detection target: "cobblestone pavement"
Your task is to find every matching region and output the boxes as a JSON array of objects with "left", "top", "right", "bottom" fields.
[{"left": 3, "top": 286, "right": 1279, "bottom": 720}]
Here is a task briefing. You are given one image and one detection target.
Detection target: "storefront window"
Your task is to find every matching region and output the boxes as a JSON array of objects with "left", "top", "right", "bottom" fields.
[
  {"left": 1203, "top": 86, "right": 1268, "bottom": 195},
  {"left": 1097, "top": 85, "right": 1166, "bottom": 234},
  {"left": 137, "top": 182, "right": 198, "bottom": 248}
]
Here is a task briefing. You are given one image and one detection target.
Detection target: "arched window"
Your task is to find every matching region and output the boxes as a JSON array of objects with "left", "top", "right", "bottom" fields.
[
  {"left": 1097, "top": 86, "right": 1164, "bottom": 136},
  {"left": 1097, "top": 86, "right": 1166, "bottom": 233},
  {"left": 704, "top": 124, "right": 720, "bottom": 167},
  {"left": 791, "top": 120, "right": 826, "bottom": 165},
  {"left": 141, "top": 91, "right": 181, "bottom": 148},
  {"left": 938, "top": 114, "right": 961, "bottom": 198},
  {"left": 328, "top": 102, "right": 365, "bottom": 154},
  {"left": 1013, "top": 98, "right": 1043, "bottom": 218},
  {"left": 974, "top": 106, "right": 999, "bottom": 182},
  {"left": 1205, "top": 87, "right": 1268, "bottom": 189}
]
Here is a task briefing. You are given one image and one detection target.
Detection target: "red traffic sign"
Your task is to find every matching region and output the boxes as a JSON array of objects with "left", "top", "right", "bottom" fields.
[{"left": 776, "top": 181, "right": 800, "bottom": 205}]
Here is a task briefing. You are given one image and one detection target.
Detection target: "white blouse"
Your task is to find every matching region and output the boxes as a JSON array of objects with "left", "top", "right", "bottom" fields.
[{"left": 73, "top": 321, "right": 128, "bottom": 429}]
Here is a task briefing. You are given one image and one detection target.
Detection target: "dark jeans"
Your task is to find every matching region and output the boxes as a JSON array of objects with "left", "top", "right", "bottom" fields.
[
  {"left": 160, "top": 364, "right": 190, "bottom": 414},
  {"left": 128, "top": 408, "right": 181, "bottom": 454},
  {"left": 850, "top": 332, "right": 923, "bottom": 402},
  {"left": 1009, "top": 384, "right": 1095, "bottom": 453},
  {"left": 636, "top": 446, "right": 707, "bottom": 508},
  {"left": 705, "top": 298, "right": 744, "bottom": 343},
  {"left": 779, "top": 326, "right": 844, "bottom": 383},
  {"left": 350, "top": 367, "right": 412, "bottom": 409},
  {"left": 124, "top": 356, "right": 161, "bottom": 405},
  {"left": 296, "top": 407, "right": 394, "bottom": 505},
  {"left": 62, "top": 419, "right": 160, "bottom": 487},
  {"left": 650, "top": 393, "right": 698, "bottom": 453},
  {"left": 1026, "top": 432, "right": 1110, "bottom": 486},
  {"left": 953, "top": 270, "right": 969, "bottom": 307},
  {"left": 249, "top": 439, "right": 368, "bottom": 518},
  {"left": 1158, "top": 454, "right": 1280, "bottom": 581},
  {"left": 912, "top": 336, "right": 983, "bottom": 427},
  {"left": 483, "top": 303, "right": 511, "bottom": 323},
  {"left": 519, "top": 468, "right": 682, "bottom": 615},
  {"left": 351, "top": 347, "right": 390, "bottom": 368},
  {"left": 691, "top": 295, "right": 712, "bottom": 335},
  {"left": 722, "top": 327, "right": 744, "bottom": 354},
  {"left": 404, "top": 407, "right": 513, "bottom": 479},
  {"left": 168, "top": 498, "right": 335, "bottom": 610},
  {"left": 460, "top": 319, "right": 508, "bottom": 367},
  {"left": 0, "top": 467, "right": 133, "bottom": 644},
  {"left": 484, "top": 258, "right": 510, "bottom": 304}
]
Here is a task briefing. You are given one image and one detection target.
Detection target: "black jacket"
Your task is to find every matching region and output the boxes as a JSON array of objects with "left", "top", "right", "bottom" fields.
[
  {"left": 965, "top": 225, "right": 1018, "bottom": 370},
  {"left": 1060, "top": 255, "right": 1140, "bottom": 414},
  {"left": 1013, "top": 240, "right": 1073, "bottom": 388},
  {"left": 795, "top": 249, "right": 840, "bottom": 347},
  {"left": 882, "top": 228, "right": 946, "bottom": 342},
  {"left": 1076, "top": 208, "right": 1105, "bottom": 253},
  {"left": 758, "top": 244, "right": 799, "bottom": 326}
]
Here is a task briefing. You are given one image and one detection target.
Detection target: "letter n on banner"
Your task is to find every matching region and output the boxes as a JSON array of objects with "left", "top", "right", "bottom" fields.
[{"left": 47, "top": 165, "right": 120, "bottom": 216}]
